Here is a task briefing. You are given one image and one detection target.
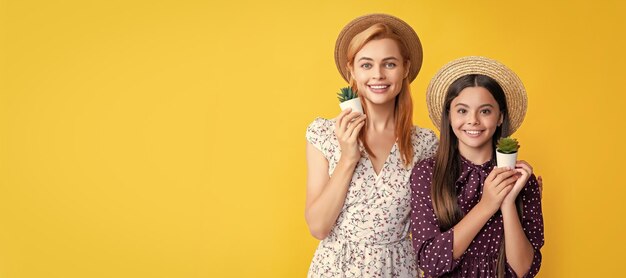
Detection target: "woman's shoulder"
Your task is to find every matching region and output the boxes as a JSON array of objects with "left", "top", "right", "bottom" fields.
[
  {"left": 412, "top": 125, "right": 437, "bottom": 140},
  {"left": 410, "top": 125, "right": 439, "bottom": 161},
  {"left": 306, "top": 117, "right": 335, "bottom": 136}
]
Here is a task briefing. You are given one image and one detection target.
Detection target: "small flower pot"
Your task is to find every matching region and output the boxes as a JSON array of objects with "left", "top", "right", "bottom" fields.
[
  {"left": 496, "top": 151, "right": 517, "bottom": 168},
  {"left": 339, "top": 98, "right": 363, "bottom": 114}
]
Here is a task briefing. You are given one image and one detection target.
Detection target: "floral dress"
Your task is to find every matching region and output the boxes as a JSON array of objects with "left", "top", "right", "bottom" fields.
[{"left": 306, "top": 117, "right": 438, "bottom": 278}]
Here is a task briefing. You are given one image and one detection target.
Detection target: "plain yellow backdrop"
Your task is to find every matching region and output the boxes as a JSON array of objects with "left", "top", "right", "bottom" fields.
[{"left": 1, "top": 0, "right": 624, "bottom": 277}]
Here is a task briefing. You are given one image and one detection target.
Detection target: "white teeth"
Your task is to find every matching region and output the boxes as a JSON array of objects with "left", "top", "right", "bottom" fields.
[
  {"left": 465, "top": 130, "right": 481, "bottom": 135},
  {"left": 369, "top": 85, "right": 389, "bottom": 89}
]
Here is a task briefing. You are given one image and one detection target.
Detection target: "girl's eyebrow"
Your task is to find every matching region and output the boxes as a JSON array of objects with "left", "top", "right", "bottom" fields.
[{"left": 453, "top": 103, "right": 495, "bottom": 108}]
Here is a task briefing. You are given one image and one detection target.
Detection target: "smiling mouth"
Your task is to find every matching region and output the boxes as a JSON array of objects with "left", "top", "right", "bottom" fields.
[
  {"left": 368, "top": 84, "right": 390, "bottom": 90},
  {"left": 463, "top": 130, "right": 484, "bottom": 136}
]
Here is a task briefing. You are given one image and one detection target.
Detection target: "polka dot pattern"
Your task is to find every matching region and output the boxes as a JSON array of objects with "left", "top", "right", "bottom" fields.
[
  {"left": 306, "top": 117, "right": 439, "bottom": 277},
  {"left": 409, "top": 156, "right": 544, "bottom": 277}
]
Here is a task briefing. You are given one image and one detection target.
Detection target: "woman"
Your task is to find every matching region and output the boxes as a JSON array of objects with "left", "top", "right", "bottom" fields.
[{"left": 305, "top": 14, "right": 437, "bottom": 277}]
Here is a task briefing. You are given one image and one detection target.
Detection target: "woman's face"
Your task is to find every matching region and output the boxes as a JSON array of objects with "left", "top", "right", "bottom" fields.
[
  {"left": 449, "top": 86, "right": 504, "bottom": 155},
  {"left": 350, "top": 38, "right": 408, "bottom": 107}
]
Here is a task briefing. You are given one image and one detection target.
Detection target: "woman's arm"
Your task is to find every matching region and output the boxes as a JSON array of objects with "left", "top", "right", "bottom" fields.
[
  {"left": 305, "top": 110, "right": 366, "bottom": 240},
  {"left": 305, "top": 144, "right": 358, "bottom": 239}
]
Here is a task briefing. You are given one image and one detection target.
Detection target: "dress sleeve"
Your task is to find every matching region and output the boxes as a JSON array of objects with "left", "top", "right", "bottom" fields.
[
  {"left": 506, "top": 174, "right": 545, "bottom": 278},
  {"left": 412, "top": 127, "right": 439, "bottom": 164},
  {"left": 410, "top": 160, "right": 462, "bottom": 277},
  {"left": 305, "top": 118, "right": 329, "bottom": 157},
  {"left": 423, "top": 128, "right": 439, "bottom": 158}
]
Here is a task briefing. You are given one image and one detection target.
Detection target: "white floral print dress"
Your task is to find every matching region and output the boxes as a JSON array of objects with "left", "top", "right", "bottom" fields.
[{"left": 306, "top": 117, "right": 438, "bottom": 278}]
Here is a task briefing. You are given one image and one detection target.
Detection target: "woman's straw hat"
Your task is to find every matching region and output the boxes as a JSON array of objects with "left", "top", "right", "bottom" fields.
[{"left": 335, "top": 14, "right": 423, "bottom": 82}]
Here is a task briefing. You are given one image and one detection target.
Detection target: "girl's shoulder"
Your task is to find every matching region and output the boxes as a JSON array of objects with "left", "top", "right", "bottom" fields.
[
  {"left": 411, "top": 156, "right": 436, "bottom": 184},
  {"left": 413, "top": 156, "right": 436, "bottom": 173}
]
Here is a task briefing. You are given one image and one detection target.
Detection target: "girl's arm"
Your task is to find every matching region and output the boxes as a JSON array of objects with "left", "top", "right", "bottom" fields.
[
  {"left": 451, "top": 167, "right": 519, "bottom": 259},
  {"left": 501, "top": 162, "right": 544, "bottom": 277},
  {"left": 501, "top": 203, "right": 534, "bottom": 277},
  {"left": 305, "top": 111, "right": 366, "bottom": 240},
  {"left": 410, "top": 164, "right": 517, "bottom": 276}
]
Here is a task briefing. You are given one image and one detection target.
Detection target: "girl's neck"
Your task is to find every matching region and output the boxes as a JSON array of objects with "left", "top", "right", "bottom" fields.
[
  {"left": 458, "top": 143, "right": 494, "bottom": 165},
  {"left": 365, "top": 100, "right": 396, "bottom": 133}
]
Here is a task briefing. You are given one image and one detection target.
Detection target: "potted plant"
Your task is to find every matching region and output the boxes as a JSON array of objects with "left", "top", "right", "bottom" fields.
[
  {"left": 496, "top": 137, "right": 520, "bottom": 168},
  {"left": 337, "top": 86, "right": 363, "bottom": 114}
]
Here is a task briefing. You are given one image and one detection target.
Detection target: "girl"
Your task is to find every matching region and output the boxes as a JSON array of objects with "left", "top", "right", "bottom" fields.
[
  {"left": 410, "top": 57, "right": 544, "bottom": 277},
  {"left": 305, "top": 14, "right": 438, "bottom": 277}
]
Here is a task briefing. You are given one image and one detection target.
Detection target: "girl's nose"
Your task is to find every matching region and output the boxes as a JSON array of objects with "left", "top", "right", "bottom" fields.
[{"left": 467, "top": 113, "right": 479, "bottom": 125}]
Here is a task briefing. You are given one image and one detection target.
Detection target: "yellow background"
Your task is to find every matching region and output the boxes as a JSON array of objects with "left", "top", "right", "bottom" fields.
[{"left": 1, "top": 0, "right": 624, "bottom": 277}]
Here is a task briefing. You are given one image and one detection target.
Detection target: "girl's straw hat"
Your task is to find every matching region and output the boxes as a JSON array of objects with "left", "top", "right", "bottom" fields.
[
  {"left": 334, "top": 14, "right": 423, "bottom": 83},
  {"left": 426, "top": 56, "right": 528, "bottom": 136}
]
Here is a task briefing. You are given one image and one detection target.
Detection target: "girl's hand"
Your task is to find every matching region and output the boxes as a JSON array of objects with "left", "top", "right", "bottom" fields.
[
  {"left": 480, "top": 167, "right": 518, "bottom": 214},
  {"left": 501, "top": 160, "right": 533, "bottom": 208},
  {"left": 334, "top": 108, "right": 366, "bottom": 164}
]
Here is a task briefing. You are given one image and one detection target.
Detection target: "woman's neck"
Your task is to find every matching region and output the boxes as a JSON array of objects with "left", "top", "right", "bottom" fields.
[{"left": 365, "top": 101, "right": 396, "bottom": 133}]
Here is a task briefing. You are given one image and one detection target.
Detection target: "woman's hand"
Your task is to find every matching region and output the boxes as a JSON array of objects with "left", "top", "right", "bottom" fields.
[
  {"left": 480, "top": 167, "right": 518, "bottom": 214},
  {"left": 501, "top": 160, "right": 533, "bottom": 208},
  {"left": 334, "top": 108, "right": 366, "bottom": 164}
]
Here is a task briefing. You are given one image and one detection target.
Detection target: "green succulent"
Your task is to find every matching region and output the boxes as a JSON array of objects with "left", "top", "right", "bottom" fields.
[
  {"left": 337, "top": 86, "right": 358, "bottom": 103},
  {"left": 496, "top": 137, "right": 520, "bottom": 154}
]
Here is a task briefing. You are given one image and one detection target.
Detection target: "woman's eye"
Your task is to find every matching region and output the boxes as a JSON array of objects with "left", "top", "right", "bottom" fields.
[
  {"left": 457, "top": 109, "right": 467, "bottom": 114},
  {"left": 480, "top": 109, "right": 491, "bottom": 115},
  {"left": 361, "top": 63, "right": 372, "bottom": 69},
  {"left": 385, "top": 63, "right": 396, "bottom": 69}
]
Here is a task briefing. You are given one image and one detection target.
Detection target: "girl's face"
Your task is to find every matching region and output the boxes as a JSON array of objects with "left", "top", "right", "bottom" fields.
[
  {"left": 350, "top": 38, "right": 408, "bottom": 107},
  {"left": 449, "top": 86, "right": 504, "bottom": 156}
]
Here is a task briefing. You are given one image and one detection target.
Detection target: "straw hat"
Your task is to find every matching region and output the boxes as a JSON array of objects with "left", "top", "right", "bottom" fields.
[
  {"left": 426, "top": 56, "right": 527, "bottom": 136},
  {"left": 334, "top": 14, "right": 423, "bottom": 82}
]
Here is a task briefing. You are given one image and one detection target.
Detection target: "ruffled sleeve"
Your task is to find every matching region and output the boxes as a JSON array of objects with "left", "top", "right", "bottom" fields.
[
  {"left": 410, "top": 158, "right": 463, "bottom": 277},
  {"left": 305, "top": 117, "right": 332, "bottom": 159},
  {"left": 412, "top": 127, "right": 439, "bottom": 166}
]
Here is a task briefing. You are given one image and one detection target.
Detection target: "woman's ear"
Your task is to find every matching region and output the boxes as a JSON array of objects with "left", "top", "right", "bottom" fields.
[
  {"left": 404, "top": 60, "right": 411, "bottom": 79},
  {"left": 498, "top": 113, "right": 504, "bottom": 126},
  {"left": 348, "top": 64, "right": 355, "bottom": 81}
]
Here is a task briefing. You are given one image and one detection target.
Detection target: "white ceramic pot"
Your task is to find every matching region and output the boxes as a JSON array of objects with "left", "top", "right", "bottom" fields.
[
  {"left": 496, "top": 151, "right": 517, "bottom": 168},
  {"left": 339, "top": 98, "right": 364, "bottom": 114}
]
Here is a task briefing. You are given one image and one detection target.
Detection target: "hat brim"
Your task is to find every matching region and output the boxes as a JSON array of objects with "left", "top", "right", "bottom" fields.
[
  {"left": 426, "top": 56, "right": 527, "bottom": 137},
  {"left": 334, "top": 14, "right": 423, "bottom": 83}
]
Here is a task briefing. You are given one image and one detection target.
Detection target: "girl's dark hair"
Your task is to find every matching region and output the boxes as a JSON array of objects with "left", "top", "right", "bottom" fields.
[{"left": 430, "top": 74, "right": 520, "bottom": 278}]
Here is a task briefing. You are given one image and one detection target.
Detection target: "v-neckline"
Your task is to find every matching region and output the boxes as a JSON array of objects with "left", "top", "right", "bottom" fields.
[{"left": 362, "top": 141, "right": 397, "bottom": 179}]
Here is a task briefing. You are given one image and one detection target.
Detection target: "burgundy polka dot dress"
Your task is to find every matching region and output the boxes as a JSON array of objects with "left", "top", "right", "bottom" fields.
[
  {"left": 306, "top": 118, "right": 439, "bottom": 277},
  {"left": 410, "top": 156, "right": 544, "bottom": 278}
]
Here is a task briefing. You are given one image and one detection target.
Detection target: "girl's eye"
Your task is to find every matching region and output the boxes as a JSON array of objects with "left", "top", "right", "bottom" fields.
[
  {"left": 480, "top": 109, "right": 492, "bottom": 115},
  {"left": 457, "top": 109, "right": 467, "bottom": 114},
  {"left": 385, "top": 63, "right": 396, "bottom": 69},
  {"left": 361, "top": 63, "right": 372, "bottom": 69}
]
